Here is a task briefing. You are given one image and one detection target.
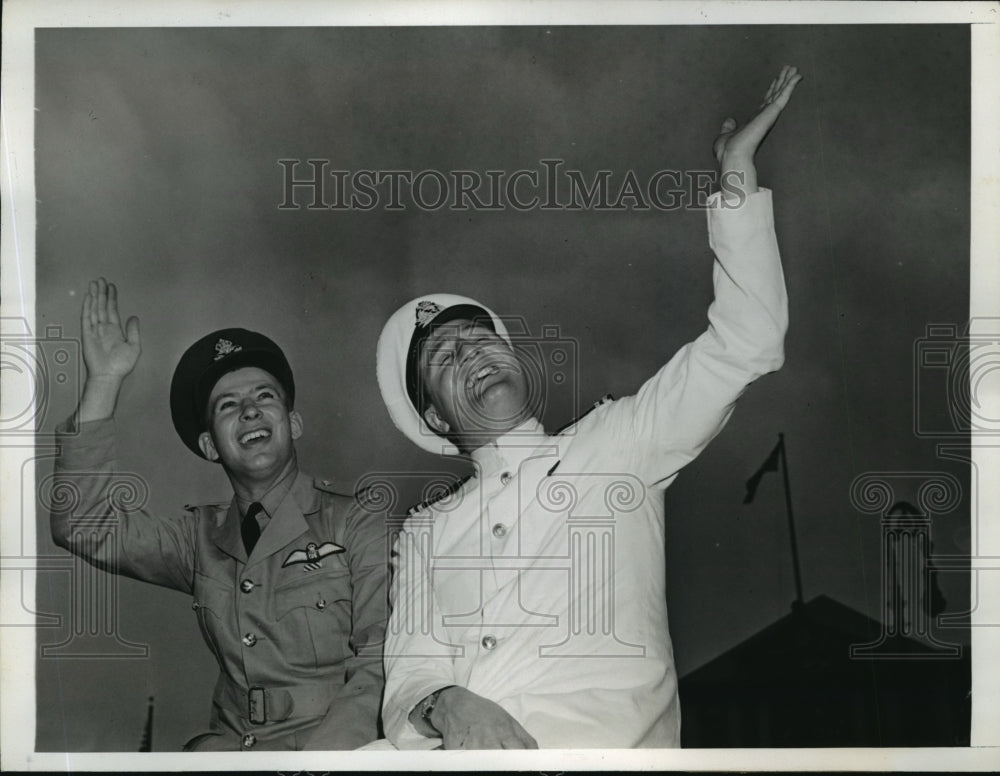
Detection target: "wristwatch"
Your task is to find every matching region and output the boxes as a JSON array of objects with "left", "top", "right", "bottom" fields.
[{"left": 418, "top": 685, "right": 455, "bottom": 729}]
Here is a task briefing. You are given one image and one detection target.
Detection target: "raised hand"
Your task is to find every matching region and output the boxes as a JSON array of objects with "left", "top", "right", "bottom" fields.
[
  {"left": 714, "top": 65, "right": 802, "bottom": 165},
  {"left": 76, "top": 277, "right": 141, "bottom": 424},
  {"left": 82, "top": 277, "right": 141, "bottom": 381},
  {"left": 713, "top": 66, "right": 802, "bottom": 196},
  {"left": 429, "top": 686, "right": 538, "bottom": 750}
]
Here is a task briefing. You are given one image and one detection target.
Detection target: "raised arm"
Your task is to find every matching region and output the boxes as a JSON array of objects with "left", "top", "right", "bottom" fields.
[
  {"left": 593, "top": 67, "right": 801, "bottom": 488},
  {"left": 51, "top": 278, "right": 194, "bottom": 592}
]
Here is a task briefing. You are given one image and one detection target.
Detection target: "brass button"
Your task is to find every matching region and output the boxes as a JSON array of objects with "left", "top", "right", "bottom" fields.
[
  {"left": 240, "top": 579, "right": 255, "bottom": 594},
  {"left": 500, "top": 471, "right": 512, "bottom": 486},
  {"left": 492, "top": 523, "right": 507, "bottom": 538},
  {"left": 316, "top": 598, "right": 327, "bottom": 610},
  {"left": 242, "top": 733, "right": 257, "bottom": 748},
  {"left": 481, "top": 634, "right": 497, "bottom": 650},
  {"left": 242, "top": 633, "right": 257, "bottom": 647}
]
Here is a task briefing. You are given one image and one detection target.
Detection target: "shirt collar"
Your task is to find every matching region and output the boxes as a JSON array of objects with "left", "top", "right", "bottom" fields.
[{"left": 470, "top": 416, "right": 550, "bottom": 477}]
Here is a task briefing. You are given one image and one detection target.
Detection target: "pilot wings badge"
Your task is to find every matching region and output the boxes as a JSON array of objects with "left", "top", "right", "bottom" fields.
[{"left": 282, "top": 541, "right": 346, "bottom": 571}]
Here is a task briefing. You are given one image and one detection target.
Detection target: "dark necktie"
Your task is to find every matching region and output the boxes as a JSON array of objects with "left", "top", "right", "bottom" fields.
[{"left": 242, "top": 502, "right": 263, "bottom": 555}]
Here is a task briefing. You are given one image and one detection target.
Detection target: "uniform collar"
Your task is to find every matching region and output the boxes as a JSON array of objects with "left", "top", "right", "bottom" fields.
[
  {"left": 235, "top": 464, "right": 300, "bottom": 519},
  {"left": 246, "top": 471, "right": 318, "bottom": 563},
  {"left": 470, "top": 416, "right": 550, "bottom": 478},
  {"left": 214, "top": 471, "right": 320, "bottom": 564}
]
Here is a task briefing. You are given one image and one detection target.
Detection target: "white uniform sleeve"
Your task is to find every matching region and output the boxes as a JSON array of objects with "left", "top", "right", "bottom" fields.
[
  {"left": 381, "top": 520, "right": 456, "bottom": 749},
  {"left": 594, "top": 188, "right": 788, "bottom": 489}
]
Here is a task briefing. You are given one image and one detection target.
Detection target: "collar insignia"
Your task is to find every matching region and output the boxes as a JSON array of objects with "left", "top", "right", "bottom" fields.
[
  {"left": 282, "top": 540, "right": 345, "bottom": 570},
  {"left": 415, "top": 301, "right": 442, "bottom": 328},
  {"left": 213, "top": 338, "right": 242, "bottom": 361}
]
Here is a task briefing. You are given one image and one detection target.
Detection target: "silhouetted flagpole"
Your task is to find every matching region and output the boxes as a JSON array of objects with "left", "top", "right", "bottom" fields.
[
  {"left": 743, "top": 433, "right": 804, "bottom": 608},
  {"left": 777, "top": 434, "right": 804, "bottom": 607},
  {"left": 138, "top": 696, "right": 154, "bottom": 752}
]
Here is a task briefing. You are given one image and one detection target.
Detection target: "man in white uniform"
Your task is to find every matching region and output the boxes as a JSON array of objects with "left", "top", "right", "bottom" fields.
[{"left": 374, "top": 66, "right": 801, "bottom": 749}]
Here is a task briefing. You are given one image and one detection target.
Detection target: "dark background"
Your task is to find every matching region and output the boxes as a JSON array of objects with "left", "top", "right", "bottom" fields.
[{"left": 32, "top": 25, "right": 971, "bottom": 750}]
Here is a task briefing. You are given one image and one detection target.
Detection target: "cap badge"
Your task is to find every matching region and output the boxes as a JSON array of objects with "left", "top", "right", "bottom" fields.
[
  {"left": 415, "top": 301, "right": 442, "bottom": 328},
  {"left": 213, "top": 338, "right": 243, "bottom": 361}
]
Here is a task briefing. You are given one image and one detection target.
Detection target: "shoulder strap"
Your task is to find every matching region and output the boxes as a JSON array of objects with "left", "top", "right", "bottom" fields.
[
  {"left": 554, "top": 393, "right": 615, "bottom": 436},
  {"left": 406, "top": 474, "right": 472, "bottom": 517}
]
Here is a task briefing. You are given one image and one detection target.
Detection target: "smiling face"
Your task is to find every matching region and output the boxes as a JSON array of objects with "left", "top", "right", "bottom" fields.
[
  {"left": 418, "top": 318, "right": 532, "bottom": 452},
  {"left": 197, "top": 366, "right": 302, "bottom": 485}
]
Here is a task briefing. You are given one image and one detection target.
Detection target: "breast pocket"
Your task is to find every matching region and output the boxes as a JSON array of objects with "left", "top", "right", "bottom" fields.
[
  {"left": 273, "top": 569, "right": 353, "bottom": 671},
  {"left": 192, "top": 573, "right": 232, "bottom": 665}
]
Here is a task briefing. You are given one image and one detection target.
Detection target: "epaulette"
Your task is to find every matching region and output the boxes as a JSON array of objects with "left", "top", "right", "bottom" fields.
[
  {"left": 313, "top": 477, "right": 349, "bottom": 496},
  {"left": 554, "top": 393, "right": 615, "bottom": 435},
  {"left": 406, "top": 474, "right": 472, "bottom": 517}
]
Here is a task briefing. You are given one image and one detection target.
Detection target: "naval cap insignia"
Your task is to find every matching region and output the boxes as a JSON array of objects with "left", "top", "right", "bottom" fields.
[
  {"left": 415, "top": 301, "right": 442, "bottom": 328},
  {"left": 213, "top": 338, "right": 243, "bottom": 361}
]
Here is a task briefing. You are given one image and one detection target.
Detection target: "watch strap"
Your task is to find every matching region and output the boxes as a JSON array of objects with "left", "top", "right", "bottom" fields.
[{"left": 418, "top": 685, "right": 456, "bottom": 729}]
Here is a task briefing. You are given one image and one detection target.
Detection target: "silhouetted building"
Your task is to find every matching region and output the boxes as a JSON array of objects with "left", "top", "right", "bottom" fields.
[{"left": 678, "top": 595, "right": 970, "bottom": 747}]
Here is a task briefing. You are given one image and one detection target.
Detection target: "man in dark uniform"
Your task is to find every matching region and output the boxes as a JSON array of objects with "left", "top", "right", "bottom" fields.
[{"left": 49, "top": 278, "right": 387, "bottom": 750}]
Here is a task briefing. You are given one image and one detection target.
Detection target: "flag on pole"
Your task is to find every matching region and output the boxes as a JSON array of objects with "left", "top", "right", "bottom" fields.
[{"left": 743, "top": 438, "right": 782, "bottom": 504}]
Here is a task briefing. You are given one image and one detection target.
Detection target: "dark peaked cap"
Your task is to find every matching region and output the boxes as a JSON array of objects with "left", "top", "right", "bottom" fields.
[{"left": 170, "top": 328, "right": 295, "bottom": 458}]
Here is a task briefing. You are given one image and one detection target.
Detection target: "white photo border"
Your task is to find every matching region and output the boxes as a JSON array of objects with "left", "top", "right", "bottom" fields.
[{"left": 2, "top": 0, "right": 998, "bottom": 771}]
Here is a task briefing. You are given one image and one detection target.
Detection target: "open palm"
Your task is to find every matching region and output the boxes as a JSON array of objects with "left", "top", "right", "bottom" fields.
[
  {"left": 714, "top": 65, "right": 802, "bottom": 164},
  {"left": 82, "top": 277, "right": 141, "bottom": 380}
]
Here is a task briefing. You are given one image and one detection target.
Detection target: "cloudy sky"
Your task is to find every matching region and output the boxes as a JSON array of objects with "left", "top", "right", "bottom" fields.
[{"left": 21, "top": 19, "right": 979, "bottom": 752}]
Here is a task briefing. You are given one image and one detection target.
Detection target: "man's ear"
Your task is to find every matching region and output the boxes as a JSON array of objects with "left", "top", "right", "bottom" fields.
[
  {"left": 198, "top": 431, "right": 220, "bottom": 461},
  {"left": 289, "top": 410, "right": 303, "bottom": 441},
  {"left": 422, "top": 405, "right": 450, "bottom": 435}
]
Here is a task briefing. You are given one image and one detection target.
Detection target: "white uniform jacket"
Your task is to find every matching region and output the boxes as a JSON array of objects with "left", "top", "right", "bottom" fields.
[{"left": 383, "top": 188, "right": 788, "bottom": 748}]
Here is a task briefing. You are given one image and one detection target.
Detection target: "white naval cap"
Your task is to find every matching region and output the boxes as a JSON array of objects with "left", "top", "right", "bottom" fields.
[{"left": 376, "top": 293, "right": 511, "bottom": 455}]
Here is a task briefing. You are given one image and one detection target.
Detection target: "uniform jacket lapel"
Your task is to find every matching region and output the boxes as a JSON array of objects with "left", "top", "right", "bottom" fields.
[
  {"left": 211, "top": 500, "right": 248, "bottom": 563},
  {"left": 247, "top": 472, "right": 318, "bottom": 566}
]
